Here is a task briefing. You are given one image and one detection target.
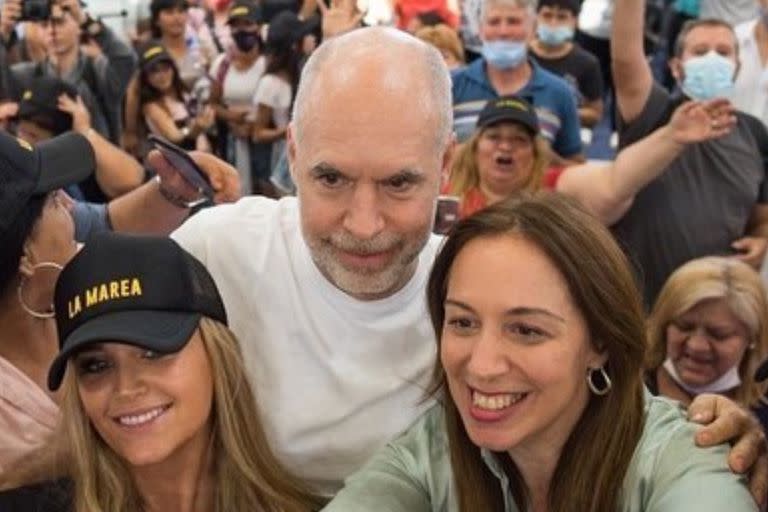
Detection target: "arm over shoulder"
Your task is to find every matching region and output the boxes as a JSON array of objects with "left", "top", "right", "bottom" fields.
[{"left": 637, "top": 399, "right": 757, "bottom": 512}]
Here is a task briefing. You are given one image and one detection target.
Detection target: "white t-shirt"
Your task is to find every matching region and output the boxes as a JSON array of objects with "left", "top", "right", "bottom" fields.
[
  {"left": 733, "top": 20, "right": 768, "bottom": 127},
  {"left": 172, "top": 197, "right": 441, "bottom": 495},
  {"left": 253, "top": 73, "right": 292, "bottom": 129},
  {"left": 209, "top": 53, "right": 267, "bottom": 108},
  {"left": 700, "top": 0, "right": 758, "bottom": 27}
]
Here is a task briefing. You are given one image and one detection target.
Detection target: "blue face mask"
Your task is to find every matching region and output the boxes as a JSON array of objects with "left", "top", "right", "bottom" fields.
[
  {"left": 681, "top": 51, "right": 736, "bottom": 101},
  {"left": 481, "top": 40, "right": 528, "bottom": 70},
  {"left": 536, "top": 24, "right": 574, "bottom": 47}
]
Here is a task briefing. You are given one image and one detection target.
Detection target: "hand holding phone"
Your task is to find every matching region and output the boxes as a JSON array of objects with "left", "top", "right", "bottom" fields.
[
  {"left": 149, "top": 134, "right": 214, "bottom": 202},
  {"left": 434, "top": 195, "right": 460, "bottom": 235}
]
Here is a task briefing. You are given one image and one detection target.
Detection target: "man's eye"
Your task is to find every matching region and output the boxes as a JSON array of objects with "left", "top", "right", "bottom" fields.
[
  {"left": 316, "top": 173, "right": 346, "bottom": 188},
  {"left": 386, "top": 176, "right": 415, "bottom": 192}
]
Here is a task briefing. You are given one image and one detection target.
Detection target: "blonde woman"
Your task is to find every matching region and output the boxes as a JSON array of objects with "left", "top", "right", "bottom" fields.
[
  {"left": 444, "top": 96, "right": 737, "bottom": 224},
  {"left": 646, "top": 257, "right": 768, "bottom": 432},
  {"left": 0, "top": 233, "right": 321, "bottom": 511}
]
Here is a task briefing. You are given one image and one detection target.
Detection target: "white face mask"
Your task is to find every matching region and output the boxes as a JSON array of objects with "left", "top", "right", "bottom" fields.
[{"left": 662, "top": 357, "right": 741, "bottom": 395}]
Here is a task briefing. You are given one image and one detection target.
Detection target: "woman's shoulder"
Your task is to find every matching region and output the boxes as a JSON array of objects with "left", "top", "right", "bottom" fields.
[
  {"left": 0, "top": 479, "right": 72, "bottom": 512},
  {"left": 323, "top": 403, "right": 449, "bottom": 512},
  {"left": 620, "top": 393, "right": 756, "bottom": 511}
]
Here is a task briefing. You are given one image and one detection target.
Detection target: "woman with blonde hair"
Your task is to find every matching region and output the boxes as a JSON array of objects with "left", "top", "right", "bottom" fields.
[
  {"left": 324, "top": 193, "right": 756, "bottom": 511},
  {"left": 443, "top": 96, "right": 738, "bottom": 225},
  {"left": 646, "top": 257, "right": 768, "bottom": 431},
  {"left": 0, "top": 233, "right": 321, "bottom": 511}
]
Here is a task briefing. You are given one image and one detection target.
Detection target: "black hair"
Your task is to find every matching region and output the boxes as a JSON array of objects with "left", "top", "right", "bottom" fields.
[
  {"left": 0, "top": 194, "right": 47, "bottom": 298},
  {"left": 265, "top": 43, "right": 302, "bottom": 100},
  {"left": 536, "top": 0, "right": 580, "bottom": 16},
  {"left": 149, "top": 0, "right": 189, "bottom": 38},
  {"left": 416, "top": 10, "right": 446, "bottom": 27},
  {"left": 138, "top": 59, "right": 186, "bottom": 107}
]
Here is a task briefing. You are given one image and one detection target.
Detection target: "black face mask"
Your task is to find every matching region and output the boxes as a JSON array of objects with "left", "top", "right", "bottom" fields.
[{"left": 232, "top": 30, "right": 261, "bottom": 53}]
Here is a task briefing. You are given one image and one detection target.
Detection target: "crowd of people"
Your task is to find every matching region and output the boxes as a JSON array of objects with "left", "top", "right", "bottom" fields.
[{"left": 1, "top": 0, "right": 768, "bottom": 510}]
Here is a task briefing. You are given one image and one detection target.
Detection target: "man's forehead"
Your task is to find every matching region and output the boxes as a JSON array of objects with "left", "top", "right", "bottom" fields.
[
  {"left": 484, "top": 3, "right": 531, "bottom": 18},
  {"left": 684, "top": 25, "right": 736, "bottom": 49}
]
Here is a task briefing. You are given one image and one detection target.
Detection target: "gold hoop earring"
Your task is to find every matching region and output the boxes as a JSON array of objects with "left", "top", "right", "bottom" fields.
[{"left": 17, "top": 262, "right": 64, "bottom": 319}]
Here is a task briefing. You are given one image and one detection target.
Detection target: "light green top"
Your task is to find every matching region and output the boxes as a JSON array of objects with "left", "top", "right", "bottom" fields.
[{"left": 323, "top": 392, "right": 756, "bottom": 511}]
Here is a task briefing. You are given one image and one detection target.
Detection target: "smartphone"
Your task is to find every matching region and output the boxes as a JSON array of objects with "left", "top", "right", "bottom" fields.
[
  {"left": 434, "top": 195, "right": 460, "bottom": 235},
  {"left": 148, "top": 134, "right": 214, "bottom": 201}
]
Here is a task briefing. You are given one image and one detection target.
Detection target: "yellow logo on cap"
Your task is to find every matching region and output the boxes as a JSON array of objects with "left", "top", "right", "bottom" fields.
[
  {"left": 17, "top": 138, "right": 32, "bottom": 151},
  {"left": 495, "top": 99, "right": 529, "bottom": 112},
  {"left": 142, "top": 46, "right": 164, "bottom": 60},
  {"left": 22, "top": 90, "right": 32, "bottom": 100},
  {"left": 67, "top": 277, "right": 143, "bottom": 319},
  {"left": 230, "top": 5, "right": 249, "bottom": 16}
]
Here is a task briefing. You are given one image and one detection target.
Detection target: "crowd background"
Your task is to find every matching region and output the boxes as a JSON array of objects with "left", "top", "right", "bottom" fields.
[{"left": 2, "top": 0, "right": 768, "bottom": 509}]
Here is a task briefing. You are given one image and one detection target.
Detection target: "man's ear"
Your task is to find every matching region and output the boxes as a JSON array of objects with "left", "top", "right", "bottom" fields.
[
  {"left": 440, "top": 133, "right": 457, "bottom": 187},
  {"left": 669, "top": 57, "right": 683, "bottom": 83},
  {"left": 287, "top": 122, "right": 298, "bottom": 183}
]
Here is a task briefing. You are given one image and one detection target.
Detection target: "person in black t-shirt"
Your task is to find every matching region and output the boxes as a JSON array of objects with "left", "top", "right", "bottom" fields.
[{"left": 529, "top": 0, "right": 604, "bottom": 128}]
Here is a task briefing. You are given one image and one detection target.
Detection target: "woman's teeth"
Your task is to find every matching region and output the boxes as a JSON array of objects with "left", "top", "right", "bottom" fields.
[
  {"left": 116, "top": 405, "right": 168, "bottom": 427},
  {"left": 472, "top": 390, "right": 526, "bottom": 410}
]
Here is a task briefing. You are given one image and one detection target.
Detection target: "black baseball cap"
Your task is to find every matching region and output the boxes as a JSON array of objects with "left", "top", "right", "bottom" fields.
[
  {"left": 266, "top": 10, "right": 318, "bottom": 49},
  {"left": 227, "top": 0, "right": 262, "bottom": 24},
  {"left": 48, "top": 232, "right": 228, "bottom": 391},
  {"left": 139, "top": 40, "right": 174, "bottom": 71},
  {"left": 476, "top": 96, "right": 539, "bottom": 135},
  {"left": 17, "top": 76, "right": 79, "bottom": 135},
  {"left": 0, "top": 131, "right": 94, "bottom": 236}
]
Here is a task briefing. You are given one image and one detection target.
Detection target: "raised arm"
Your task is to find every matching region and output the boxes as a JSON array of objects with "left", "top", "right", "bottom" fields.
[
  {"left": 611, "top": 0, "right": 654, "bottom": 123},
  {"left": 108, "top": 150, "right": 241, "bottom": 234},
  {"left": 58, "top": 93, "right": 144, "bottom": 198},
  {"left": 557, "top": 99, "right": 737, "bottom": 224}
]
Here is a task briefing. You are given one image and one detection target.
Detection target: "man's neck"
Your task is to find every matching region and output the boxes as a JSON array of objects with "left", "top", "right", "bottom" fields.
[
  {"left": 51, "top": 47, "right": 80, "bottom": 77},
  {"left": 530, "top": 40, "right": 573, "bottom": 60},
  {"left": 486, "top": 61, "right": 533, "bottom": 96}
]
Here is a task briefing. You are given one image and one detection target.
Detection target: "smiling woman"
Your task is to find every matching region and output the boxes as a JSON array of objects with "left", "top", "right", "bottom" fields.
[
  {"left": 322, "top": 193, "right": 757, "bottom": 512},
  {"left": 0, "top": 233, "right": 322, "bottom": 512},
  {"left": 645, "top": 257, "right": 768, "bottom": 433}
]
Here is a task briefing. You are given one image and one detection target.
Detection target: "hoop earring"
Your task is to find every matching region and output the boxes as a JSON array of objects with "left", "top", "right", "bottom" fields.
[
  {"left": 587, "top": 366, "right": 612, "bottom": 396},
  {"left": 17, "top": 262, "right": 64, "bottom": 319}
]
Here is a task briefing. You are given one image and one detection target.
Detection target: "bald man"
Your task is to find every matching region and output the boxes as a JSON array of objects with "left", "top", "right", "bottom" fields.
[
  {"left": 172, "top": 27, "right": 767, "bottom": 499},
  {"left": 173, "top": 27, "right": 454, "bottom": 495}
]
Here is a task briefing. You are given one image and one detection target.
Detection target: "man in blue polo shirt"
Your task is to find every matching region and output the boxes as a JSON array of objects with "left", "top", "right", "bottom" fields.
[{"left": 452, "top": 0, "right": 584, "bottom": 162}]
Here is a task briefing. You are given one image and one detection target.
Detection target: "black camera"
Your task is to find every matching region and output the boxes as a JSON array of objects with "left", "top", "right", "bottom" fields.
[{"left": 20, "top": 0, "right": 52, "bottom": 21}]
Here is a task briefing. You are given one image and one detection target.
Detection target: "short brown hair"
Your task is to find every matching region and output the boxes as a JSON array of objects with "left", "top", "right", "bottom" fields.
[{"left": 674, "top": 18, "right": 738, "bottom": 57}]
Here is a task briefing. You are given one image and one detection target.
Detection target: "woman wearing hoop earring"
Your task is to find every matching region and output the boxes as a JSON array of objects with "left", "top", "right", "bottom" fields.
[
  {"left": 324, "top": 193, "right": 756, "bottom": 512},
  {"left": 0, "top": 132, "right": 95, "bottom": 478}
]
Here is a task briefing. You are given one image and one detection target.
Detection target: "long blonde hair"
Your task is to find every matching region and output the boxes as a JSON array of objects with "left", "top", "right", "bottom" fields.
[
  {"left": 57, "top": 316, "right": 324, "bottom": 512},
  {"left": 447, "top": 128, "right": 550, "bottom": 201},
  {"left": 426, "top": 193, "right": 646, "bottom": 511},
  {"left": 647, "top": 257, "right": 768, "bottom": 407}
]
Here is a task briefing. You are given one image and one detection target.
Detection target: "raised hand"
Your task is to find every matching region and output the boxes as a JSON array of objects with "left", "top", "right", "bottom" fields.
[
  {"left": 669, "top": 99, "right": 737, "bottom": 145},
  {"left": 57, "top": 93, "right": 91, "bottom": 134},
  {"left": 317, "top": 0, "right": 364, "bottom": 39}
]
